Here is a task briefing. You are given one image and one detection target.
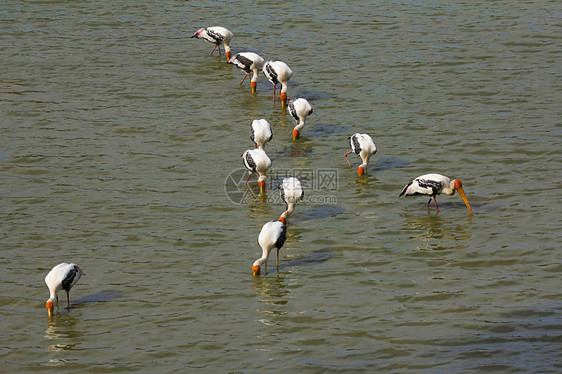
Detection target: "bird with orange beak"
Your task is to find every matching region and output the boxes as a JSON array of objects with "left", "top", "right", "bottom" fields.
[
  {"left": 344, "top": 133, "right": 377, "bottom": 175},
  {"left": 242, "top": 149, "right": 271, "bottom": 194},
  {"left": 399, "top": 173, "right": 473, "bottom": 214},
  {"left": 229, "top": 52, "right": 265, "bottom": 93},
  {"left": 191, "top": 26, "right": 233, "bottom": 61},
  {"left": 288, "top": 98, "right": 313, "bottom": 140},
  {"left": 45, "top": 263, "right": 84, "bottom": 317},
  {"left": 278, "top": 177, "right": 304, "bottom": 224},
  {"left": 252, "top": 220, "right": 287, "bottom": 276},
  {"left": 262, "top": 60, "right": 292, "bottom": 106}
]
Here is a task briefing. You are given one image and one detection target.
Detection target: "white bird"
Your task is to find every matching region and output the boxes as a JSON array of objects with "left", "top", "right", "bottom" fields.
[
  {"left": 229, "top": 52, "right": 265, "bottom": 93},
  {"left": 191, "top": 26, "right": 233, "bottom": 61},
  {"left": 252, "top": 220, "right": 287, "bottom": 276},
  {"left": 262, "top": 60, "right": 292, "bottom": 106},
  {"left": 242, "top": 149, "right": 272, "bottom": 194},
  {"left": 279, "top": 177, "right": 304, "bottom": 224},
  {"left": 45, "top": 263, "right": 85, "bottom": 317},
  {"left": 288, "top": 98, "right": 313, "bottom": 140},
  {"left": 399, "top": 173, "right": 473, "bottom": 214},
  {"left": 250, "top": 119, "right": 272, "bottom": 150},
  {"left": 344, "top": 133, "right": 377, "bottom": 175}
]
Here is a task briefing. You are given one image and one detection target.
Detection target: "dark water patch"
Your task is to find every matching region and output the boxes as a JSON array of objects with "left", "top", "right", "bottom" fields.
[
  {"left": 74, "top": 290, "right": 123, "bottom": 305},
  {"left": 307, "top": 122, "right": 351, "bottom": 138},
  {"left": 298, "top": 205, "right": 346, "bottom": 221},
  {"left": 373, "top": 157, "right": 410, "bottom": 171}
]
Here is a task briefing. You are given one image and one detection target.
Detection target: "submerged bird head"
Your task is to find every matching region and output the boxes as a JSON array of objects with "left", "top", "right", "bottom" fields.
[
  {"left": 251, "top": 81, "right": 257, "bottom": 93},
  {"left": 280, "top": 93, "right": 288, "bottom": 106},
  {"left": 452, "top": 179, "right": 473, "bottom": 215},
  {"left": 292, "top": 128, "right": 300, "bottom": 141},
  {"left": 46, "top": 299, "right": 54, "bottom": 317},
  {"left": 357, "top": 164, "right": 367, "bottom": 176}
]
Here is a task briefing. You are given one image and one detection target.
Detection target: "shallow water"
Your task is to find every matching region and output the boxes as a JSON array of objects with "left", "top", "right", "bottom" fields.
[{"left": 1, "top": 1, "right": 561, "bottom": 372}]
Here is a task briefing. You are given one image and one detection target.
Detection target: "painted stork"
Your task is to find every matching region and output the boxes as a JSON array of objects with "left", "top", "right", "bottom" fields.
[
  {"left": 229, "top": 52, "right": 265, "bottom": 93},
  {"left": 262, "top": 60, "right": 292, "bottom": 106},
  {"left": 252, "top": 220, "right": 287, "bottom": 276},
  {"left": 344, "top": 133, "right": 377, "bottom": 175},
  {"left": 191, "top": 26, "right": 233, "bottom": 61},
  {"left": 279, "top": 177, "right": 304, "bottom": 223},
  {"left": 45, "top": 263, "right": 84, "bottom": 317},
  {"left": 242, "top": 149, "right": 272, "bottom": 194},
  {"left": 250, "top": 119, "right": 272, "bottom": 150},
  {"left": 399, "top": 173, "right": 473, "bottom": 214},
  {"left": 288, "top": 98, "right": 313, "bottom": 140}
]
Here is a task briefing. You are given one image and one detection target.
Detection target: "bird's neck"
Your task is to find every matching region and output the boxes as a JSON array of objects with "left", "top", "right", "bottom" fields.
[
  {"left": 294, "top": 122, "right": 305, "bottom": 132},
  {"left": 251, "top": 70, "right": 259, "bottom": 82},
  {"left": 443, "top": 181, "right": 456, "bottom": 195},
  {"left": 280, "top": 82, "right": 288, "bottom": 94},
  {"left": 254, "top": 248, "right": 270, "bottom": 267}
]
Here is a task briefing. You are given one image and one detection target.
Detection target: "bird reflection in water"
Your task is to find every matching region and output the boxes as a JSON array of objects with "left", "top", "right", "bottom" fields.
[
  {"left": 44, "top": 314, "right": 80, "bottom": 353},
  {"left": 403, "top": 213, "right": 472, "bottom": 249}
]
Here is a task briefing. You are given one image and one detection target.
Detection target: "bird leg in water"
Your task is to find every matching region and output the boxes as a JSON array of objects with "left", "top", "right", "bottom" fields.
[
  {"left": 273, "top": 83, "right": 276, "bottom": 102},
  {"left": 276, "top": 248, "right": 280, "bottom": 270},
  {"left": 344, "top": 151, "right": 353, "bottom": 166},
  {"left": 66, "top": 290, "right": 70, "bottom": 309},
  {"left": 427, "top": 197, "right": 440, "bottom": 211},
  {"left": 209, "top": 44, "right": 217, "bottom": 56},
  {"left": 245, "top": 172, "right": 252, "bottom": 186},
  {"left": 240, "top": 73, "right": 249, "bottom": 86}
]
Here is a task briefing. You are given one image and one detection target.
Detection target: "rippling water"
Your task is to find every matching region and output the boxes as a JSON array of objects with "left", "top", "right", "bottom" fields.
[{"left": 1, "top": 1, "right": 561, "bottom": 372}]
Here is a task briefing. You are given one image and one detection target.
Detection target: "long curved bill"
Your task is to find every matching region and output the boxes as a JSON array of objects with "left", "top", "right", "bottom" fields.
[{"left": 457, "top": 187, "right": 472, "bottom": 215}]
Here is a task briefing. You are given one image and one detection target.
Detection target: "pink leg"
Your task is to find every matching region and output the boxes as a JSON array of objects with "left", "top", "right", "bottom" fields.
[
  {"left": 66, "top": 291, "right": 70, "bottom": 309},
  {"left": 245, "top": 172, "right": 252, "bottom": 186},
  {"left": 217, "top": 44, "right": 221, "bottom": 56},
  {"left": 273, "top": 84, "right": 276, "bottom": 102},
  {"left": 209, "top": 45, "right": 217, "bottom": 56},
  {"left": 433, "top": 197, "right": 439, "bottom": 211},
  {"left": 276, "top": 248, "right": 280, "bottom": 270},
  {"left": 344, "top": 151, "right": 353, "bottom": 166},
  {"left": 240, "top": 73, "right": 249, "bottom": 86}
]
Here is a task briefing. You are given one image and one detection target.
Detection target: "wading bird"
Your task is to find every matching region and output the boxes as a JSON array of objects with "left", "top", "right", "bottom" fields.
[
  {"left": 242, "top": 149, "right": 272, "bottom": 194},
  {"left": 45, "top": 263, "right": 84, "bottom": 317},
  {"left": 399, "top": 173, "right": 473, "bottom": 214},
  {"left": 279, "top": 177, "right": 304, "bottom": 223},
  {"left": 344, "top": 133, "right": 377, "bottom": 175},
  {"left": 229, "top": 52, "right": 265, "bottom": 93},
  {"left": 191, "top": 26, "right": 233, "bottom": 61},
  {"left": 262, "top": 60, "right": 292, "bottom": 106},
  {"left": 252, "top": 220, "right": 287, "bottom": 276},
  {"left": 288, "top": 98, "right": 313, "bottom": 140},
  {"left": 250, "top": 119, "right": 273, "bottom": 150}
]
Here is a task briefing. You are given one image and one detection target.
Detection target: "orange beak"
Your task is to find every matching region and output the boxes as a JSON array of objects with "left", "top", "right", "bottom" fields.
[
  {"left": 457, "top": 187, "right": 472, "bottom": 215},
  {"left": 258, "top": 180, "right": 266, "bottom": 193},
  {"left": 292, "top": 128, "right": 300, "bottom": 141},
  {"left": 46, "top": 301, "right": 54, "bottom": 317},
  {"left": 357, "top": 166, "right": 365, "bottom": 175},
  {"left": 252, "top": 265, "right": 260, "bottom": 276},
  {"left": 251, "top": 81, "right": 257, "bottom": 93},
  {"left": 226, "top": 51, "right": 231, "bottom": 61},
  {"left": 278, "top": 216, "right": 286, "bottom": 224},
  {"left": 280, "top": 93, "right": 288, "bottom": 106}
]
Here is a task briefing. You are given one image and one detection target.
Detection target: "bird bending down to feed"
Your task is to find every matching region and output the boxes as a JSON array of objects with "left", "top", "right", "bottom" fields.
[
  {"left": 279, "top": 177, "right": 304, "bottom": 223},
  {"left": 229, "top": 52, "right": 265, "bottom": 93},
  {"left": 399, "top": 173, "right": 473, "bottom": 214},
  {"left": 288, "top": 98, "right": 313, "bottom": 140},
  {"left": 250, "top": 119, "right": 272, "bottom": 150},
  {"left": 45, "top": 263, "right": 85, "bottom": 317},
  {"left": 262, "top": 60, "right": 292, "bottom": 106},
  {"left": 242, "top": 149, "right": 272, "bottom": 194},
  {"left": 191, "top": 26, "right": 233, "bottom": 61},
  {"left": 253, "top": 220, "right": 287, "bottom": 276},
  {"left": 344, "top": 133, "right": 377, "bottom": 175}
]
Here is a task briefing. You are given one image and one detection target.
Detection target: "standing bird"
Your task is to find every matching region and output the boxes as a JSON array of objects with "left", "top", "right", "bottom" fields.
[
  {"left": 242, "top": 149, "right": 272, "bottom": 194},
  {"left": 45, "top": 263, "right": 85, "bottom": 317},
  {"left": 262, "top": 60, "right": 292, "bottom": 106},
  {"left": 191, "top": 26, "right": 233, "bottom": 61},
  {"left": 250, "top": 119, "right": 273, "bottom": 150},
  {"left": 399, "top": 173, "right": 473, "bottom": 214},
  {"left": 288, "top": 98, "right": 313, "bottom": 140},
  {"left": 229, "top": 52, "right": 265, "bottom": 93},
  {"left": 279, "top": 177, "right": 304, "bottom": 223},
  {"left": 252, "top": 220, "right": 287, "bottom": 276},
  {"left": 344, "top": 133, "right": 377, "bottom": 175}
]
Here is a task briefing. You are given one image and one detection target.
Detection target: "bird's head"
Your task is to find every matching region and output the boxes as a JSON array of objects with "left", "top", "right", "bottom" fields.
[
  {"left": 226, "top": 51, "right": 231, "bottom": 61},
  {"left": 452, "top": 179, "right": 473, "bottom": 215},
  {"left": 252, "top": 265, "right": 261, "bottom": 276},
  {"left": 251, "top": 81, "right": 257, "bottom": 93},
  {"left": 258, "top": 180, "right": 266, "bottom": 194},
  {"left": 278, "top": 216, "right": 286, "bottom": 224},
  {"left": 191, "top": 28, "right": 203, "bottom": 38},
  {"left": 280, "top": 93, "right": 288, "bottom": 106},
  {"left": 292, "top": 128, "right": 300, "bottom": 141},
  {"left": 357, "top": 165, "right": 366, "bottom": 175},
  {"left": 46, "top": 300, "right": 54, "bottom": 317}
]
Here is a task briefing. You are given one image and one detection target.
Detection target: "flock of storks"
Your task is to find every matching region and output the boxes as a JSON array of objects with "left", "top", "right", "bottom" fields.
[{"left": 42, "top": 25, "right": 472, "bottom": 317}]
